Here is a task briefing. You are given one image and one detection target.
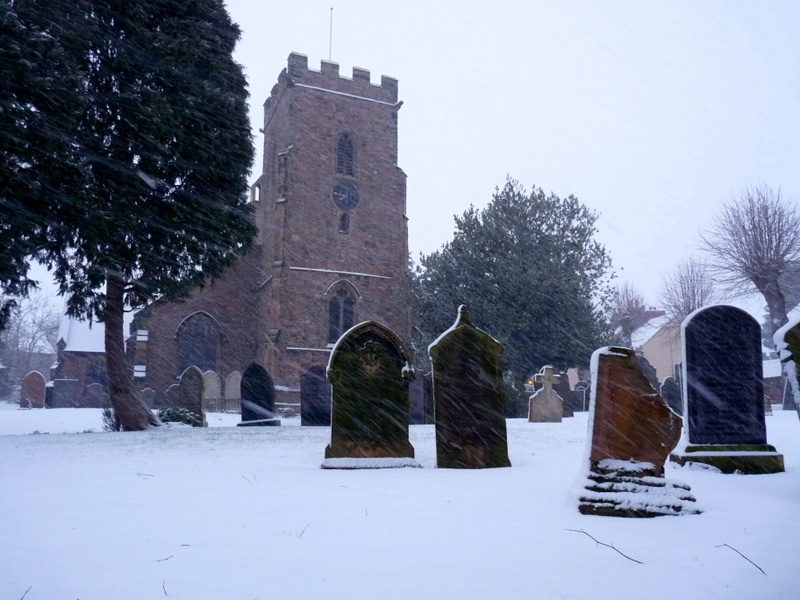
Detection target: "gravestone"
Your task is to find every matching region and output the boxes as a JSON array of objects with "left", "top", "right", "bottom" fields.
[
  {"left": 140, "top": 387, "right": 157, "bottom": 409},
  {"left": 20, "top": 371, "right": 46, "bottom": 409},
  {"left": 83, "top": 382, "right": 109, "bottom": 408},
  {"left": 528, "top": 365, "right": 563, "bottom": 423},
  {"left": 178, "top": 366, "right": 206, "bottom": 427},
  {"left": 164, "top": 384, "right": 180, "bottom": 408},
  {"left": 635, "top": 354, "right": 660, "bottom": 391},
  {"left": 574, "top": 380, "right": 590, "bottom": 412},
  {"left": 239, "top": 363, "right": 280, "bottom": 426},
  {"left": 50, "top": 379, "right": 79, "bottom": 408},
  {"left": 659, "top": 376, "right": 682, "bottom": 416},
  {"left": 551, "top": 371, "right": 581, "bottom": 417},
  {"left": 577, "top": 347, "right": 699, "bottom": 517},
  {"left": 300, "top": 365, "right": 331, "bottom": 426},
  {"left": 429, "top": 306, "right": 510, "bottom": 469},
  {"left": 203, "top": 371, "right": 222, "bottom": 412},
  {"left": 323, "top": 321, "right": 418, "bottom": 468},
  {"left": 224, "top": 370, "right": 242, "bottom": 413},
  {"left": 671, "top": 305, "right": 784, "bottom": 474},
  {"left": 774, "top": 316, "right": 800, "bottom": 414}
]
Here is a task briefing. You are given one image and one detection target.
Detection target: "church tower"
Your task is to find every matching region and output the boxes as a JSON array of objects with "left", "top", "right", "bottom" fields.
[{"left": 251, "top": 53, "right": 410, "bottom": 410}]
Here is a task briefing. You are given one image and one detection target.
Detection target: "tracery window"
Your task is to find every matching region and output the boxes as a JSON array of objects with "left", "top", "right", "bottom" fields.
[{"left": 328, "top": 287, "right": 356, "bottom": 344}]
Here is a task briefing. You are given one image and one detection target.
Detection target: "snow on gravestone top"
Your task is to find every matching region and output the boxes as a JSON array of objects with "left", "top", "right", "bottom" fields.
[
  {"left": 682, "top": 305, "right": 765, "bottom": 445},
  {"left": 323, "top": 321, "right": 416, "bottom": 465},
  {"left": 428, "top": 306, "right": 510, "bottom": 469}
]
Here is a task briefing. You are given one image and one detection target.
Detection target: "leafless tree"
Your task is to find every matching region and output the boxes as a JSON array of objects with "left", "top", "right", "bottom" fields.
[
  {"left": 0, "top": 291, "right": 60, "bottom": 399},
  {"left": 610, "top": 281, "right": 651, "bottom": 347},
  {"left": 660, "top": 257, "right": 719, "bottom": 324},
  {"left": 701, "top": 184, "right": 800, "bottom": 338}
]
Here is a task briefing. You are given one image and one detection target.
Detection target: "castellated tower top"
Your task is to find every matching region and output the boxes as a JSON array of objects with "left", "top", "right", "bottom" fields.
[{"left": 264, "top": 52, "right": 399, "bottom": 114}]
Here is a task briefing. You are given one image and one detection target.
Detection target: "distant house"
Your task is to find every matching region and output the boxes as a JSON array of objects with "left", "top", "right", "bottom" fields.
[{"left": 634, "top": 316, "right": 681, "bottom": 383}]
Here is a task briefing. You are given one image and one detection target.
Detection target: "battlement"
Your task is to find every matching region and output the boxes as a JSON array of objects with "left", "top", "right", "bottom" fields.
[{"left": 285, "top": 52, "right": 398, "bottom": 103}]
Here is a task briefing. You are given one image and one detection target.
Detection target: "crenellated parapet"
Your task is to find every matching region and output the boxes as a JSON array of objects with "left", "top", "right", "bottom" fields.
[{"left": 264, "top": 52, "right": 399, "bottom": 116}]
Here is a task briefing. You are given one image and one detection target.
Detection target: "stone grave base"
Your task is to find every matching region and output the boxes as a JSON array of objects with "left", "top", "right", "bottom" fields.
[
  {"left": 237, "top": 418, "right": 281, "bottom": 427},
  {"left": 577, "top": 459, "right": 701, "bottom": 518},
  {"left": 670, "top": 445, "right": 784, "bottom": 474},
  {"left": 321, "top": 457, "right": 421, "bottom": 469}
]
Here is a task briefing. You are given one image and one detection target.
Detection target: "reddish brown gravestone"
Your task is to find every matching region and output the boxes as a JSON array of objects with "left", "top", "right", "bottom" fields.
[
  {"left": 577, "top": 347, "right": 699, "bottom": 517},
  {"left": 20, "top": 371, "right": 46, "bottom": 409},
  {"left": 590, "top": 348, "right": 680, "bottom": 474}
]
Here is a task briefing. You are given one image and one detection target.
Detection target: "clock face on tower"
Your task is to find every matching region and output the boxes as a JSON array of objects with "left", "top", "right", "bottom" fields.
[{"left": 332, "top": 183, "right": 359, "bottom": 210}]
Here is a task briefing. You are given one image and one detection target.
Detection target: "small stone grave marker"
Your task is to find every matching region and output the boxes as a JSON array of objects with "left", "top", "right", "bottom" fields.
[
  {"left": 528, "top": 365, "right": 563, "bottom": 423},
  {"left": 323, "top": 321, "right": 418, "bottom": 468},
  {"left": 429, "top": 306, "right": 510, "bottom": 469},
  {"left": 576, "top": 347, "right": 699, "bottom": 517},
  {"left": 178, "top": 366, "right": 206, "bottom": 427}
]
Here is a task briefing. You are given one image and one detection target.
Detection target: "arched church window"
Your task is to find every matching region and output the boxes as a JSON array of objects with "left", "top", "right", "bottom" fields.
[
  {"left": 336, "top": 133, "right": 354, "bottom": 176},
  {"left": 328, "top": 287, "right": 356, "bottom": 344},
  {"left": 176, "top": 312, "right": 221, "bottom": 373}
]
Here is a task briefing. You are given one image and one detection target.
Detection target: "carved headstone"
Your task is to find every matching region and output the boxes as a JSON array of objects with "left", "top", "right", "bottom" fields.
[
  {"left": 300, "top": 365, "right": 331, "bottom": 426},
  {"left": 429, "top": 306, "right": 510, "bottom": 469},
  {"left": 577, "top": 347, "right": 699, "bottom": 517},
  {"left": 178, "top": 366, "right": 206, "bottom": 427},
  {"left": 20, "top": 371, "right": 46, "bottom": 409},
  {"left": 323, "top": 321, "right": 418, "bottom": 468},
  {"left": 239, "top": 364, "right": 279, "bottom": 426},
  {"left": 671, "top": 305, "right": 784, "bottom": 474},
  {"left": 527, "top": 366, "right": 563, "bottom": 423}
]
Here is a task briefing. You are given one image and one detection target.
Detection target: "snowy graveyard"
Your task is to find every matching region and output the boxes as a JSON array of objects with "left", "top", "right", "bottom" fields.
[{"left": 1, "top": 402, "right": 798, "bottom": 600}]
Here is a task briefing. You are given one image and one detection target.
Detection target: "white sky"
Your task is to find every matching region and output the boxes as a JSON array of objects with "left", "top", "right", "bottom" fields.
[{"left": 225, "top": 0, "right": 800, "bottom": 308}]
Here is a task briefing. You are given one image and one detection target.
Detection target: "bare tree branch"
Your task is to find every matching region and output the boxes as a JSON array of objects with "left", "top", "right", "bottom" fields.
[
  {"left": 715, "top": 543, "right": 766, "bottom": 575},
  {"left": 566, "top": 528, "right": 643, "bottom": 564},
  {"left": 660, "top": 257, "right": 719, "bottom": 324},
  {"left": 701, "top": 184, "right": 800, "bottom": 338}
]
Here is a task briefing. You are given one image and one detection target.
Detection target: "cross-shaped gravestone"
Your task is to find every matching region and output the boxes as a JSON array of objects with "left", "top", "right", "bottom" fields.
[
  {"left": 534, "top": 366, "right": 560, "bottom": 395},
  {"left": 529, "top": 365, "right": 563, "bottom": 423}
]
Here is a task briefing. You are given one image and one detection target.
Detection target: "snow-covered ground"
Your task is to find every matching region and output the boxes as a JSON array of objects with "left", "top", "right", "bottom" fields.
[{"left": 1, "top": 402, "right": 798, "bottom": 599}]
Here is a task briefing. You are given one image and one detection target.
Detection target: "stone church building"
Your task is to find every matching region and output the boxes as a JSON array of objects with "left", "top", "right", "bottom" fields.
[{"left": 125, "top": 52, "right": 411, "bottom": 416}]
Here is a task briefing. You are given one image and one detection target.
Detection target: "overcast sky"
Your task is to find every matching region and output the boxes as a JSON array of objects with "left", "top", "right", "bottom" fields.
[{"left": 225, "top": 0, "right": 800, "bottom": 312}]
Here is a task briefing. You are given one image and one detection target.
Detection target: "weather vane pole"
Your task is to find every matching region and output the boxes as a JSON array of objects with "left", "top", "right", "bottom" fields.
[{"left": 329, "top": 7, "right": 333, "bottom": 61}]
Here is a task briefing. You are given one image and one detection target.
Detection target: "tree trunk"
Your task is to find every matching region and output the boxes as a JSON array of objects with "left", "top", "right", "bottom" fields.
[
  {"left": 763, "top": 277, "right": 789, "bottom": 343},
  {"left": 105, "top": 272, "right": 160, "bottom": 431}
]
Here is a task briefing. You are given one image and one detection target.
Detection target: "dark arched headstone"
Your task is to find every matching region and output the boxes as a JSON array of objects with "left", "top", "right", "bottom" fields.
[
  {"left": 300, "top": 365, "right": 330, "bottom": 426},
  {"left": 659, "top": 376, "right": 682, "bottom": 416},
  {"left": 239, "top": 363, "right": 279, "bottom": 426},
  {"left": 20, "top": 371, "right": 46, "bottom": 409},
  {"left": 323, "top": 321, "right": 417, "bottom": 467},
  {"left": 671, "top": 305, "right": 783, "bottom": 474},
  {"left": 178, "top": 366, "right": 206, "bottom": 427}
]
